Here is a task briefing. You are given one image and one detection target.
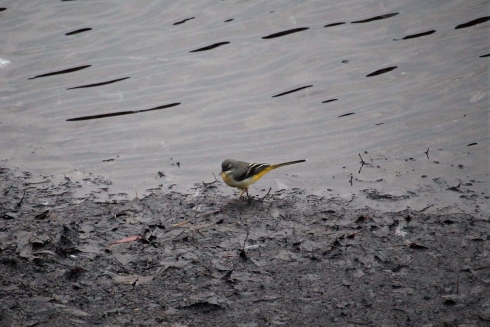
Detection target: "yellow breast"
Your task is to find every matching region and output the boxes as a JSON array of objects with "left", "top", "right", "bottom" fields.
[{"left": 221, "top": 167, "right": 274, "bottom": 189}]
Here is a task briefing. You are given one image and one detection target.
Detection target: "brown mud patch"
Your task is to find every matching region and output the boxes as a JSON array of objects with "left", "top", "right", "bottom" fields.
[{"left": 1, "top": 166, "right": 489, "bottom": 326}]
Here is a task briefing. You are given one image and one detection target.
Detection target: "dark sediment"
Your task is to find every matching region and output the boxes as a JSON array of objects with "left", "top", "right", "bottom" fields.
[{"left": 1, "top": 166, "right": 489, "bottom": 326}]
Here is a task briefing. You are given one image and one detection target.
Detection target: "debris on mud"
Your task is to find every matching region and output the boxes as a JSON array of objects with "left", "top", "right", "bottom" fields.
[{"left": 0, "top": 166, "right": 489, "bottom": 326}]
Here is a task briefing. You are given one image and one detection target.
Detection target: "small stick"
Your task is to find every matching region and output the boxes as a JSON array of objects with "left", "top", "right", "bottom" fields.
[
  {"left": 424, "top": 148, "right": 429, "bottom": 159},
  {"left": 16, "top": 190, "right": 26, "bottom": 207},
  {"left": 149, "top": 296, "right": 166, "bottom": 311},
  {"left": 242, "top": 231, "right": 250, "bottom": 251},
  {"left": 452, "top": 249, "right": 463, "bottom": 256},
  {"left": 447, "top": 181, "right": 462, "bottom": 192},
  {"left": 417, "top": 204, "right": 434, "bottom": 213},
  {"left": 171, "top": 221, "right": 190, "bottom": 227},
  {"left": 109, "top": 235, "right": 142, "bottom": 245},
  {"left": 240, "top": 230, "right": 250, "bottom": 260},
  {"left": 261, "top": 187, "right": 272, "bottom": 200},
  {"left": 358, "top": 154, "right": 366, "bottom": 173},
  {"left": 202, "top": 173, "right": 219, "bottom": 187}
]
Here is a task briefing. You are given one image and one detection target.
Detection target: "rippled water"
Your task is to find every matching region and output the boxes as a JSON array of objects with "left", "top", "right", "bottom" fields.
[{"left": 1, "top": 0, "right": 488, "bottom": 213}]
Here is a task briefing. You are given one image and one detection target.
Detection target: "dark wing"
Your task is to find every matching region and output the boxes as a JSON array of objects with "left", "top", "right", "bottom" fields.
[{"left": 234, "top": 163, "right": 269, "bottom": 182}]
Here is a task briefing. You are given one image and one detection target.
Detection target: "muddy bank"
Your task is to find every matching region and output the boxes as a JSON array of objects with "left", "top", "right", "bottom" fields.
[{"left": 1, "top": 166, "right": 489, "bottom": 326}]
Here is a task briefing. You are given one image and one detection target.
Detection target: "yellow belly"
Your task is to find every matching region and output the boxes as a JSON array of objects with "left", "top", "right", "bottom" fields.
[
  {"left": 221, "top": 172, "right": 252, "bottom": 188},
  {"left": 220, "top": 167, "right": 273, "bottom": 189}
]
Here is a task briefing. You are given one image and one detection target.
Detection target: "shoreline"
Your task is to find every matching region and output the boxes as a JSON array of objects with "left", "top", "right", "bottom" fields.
[{"left": 1, "top": 165, "right": 489, "bottom": 326}]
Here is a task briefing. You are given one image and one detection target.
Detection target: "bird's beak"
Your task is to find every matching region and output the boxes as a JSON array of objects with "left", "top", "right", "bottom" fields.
[{"left": 219, "top": 170, "right": 224, "bottom": 176}]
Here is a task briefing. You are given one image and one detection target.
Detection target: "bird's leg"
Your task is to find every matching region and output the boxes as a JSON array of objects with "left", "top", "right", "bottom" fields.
[
  {"left": 245, "top": 189, "right": 253, "bottom": 203},
  {"left": 238, "top": 188, "right": 247, "bottom": 198}
]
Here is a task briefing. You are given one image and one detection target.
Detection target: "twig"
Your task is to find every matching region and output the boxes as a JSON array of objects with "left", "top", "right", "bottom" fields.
[
  {"left": 242, "top": 230, "right": 250, "bottom": 252},
  {"left": 16, "top": 190, "right": 26, "bottom": 207},
  {"left": 417, "top": 204, "right": 434, "bottom": 213},
  {"left": 452, "top": 249, "right": 463, "bottom": 256},
  {"left": 202, "top": 173, "right": 219, "bottom": 187},
  {"left": 358, "top": 154, "right": 366, "bottom": 173},
  {"left": 109, "top": 235, "right": 142, "bottom": 245},
  {"left": 149, "top": 295, "right": 167, "bottom": 311},
  {"left": 447, "top": 181, "right": 462, "bottom": 192},
  {"left": 171, "top": 221, "right": 190, "bottom": 227},
  {"left": 34, "top": 210, "right": 50, "bottom": 220},
  {"left": 25, "top": 179, "right": 51, "bottom": 185},
  {"left": 261, "top": 187, "right": 272, "bottom": 200},
  {"left": 349, "top": 174, "right": 353, "bottom": 186},
  {"left": 424, "top": 148, "right": 429, "bottom": 159},
  {"left": 240, "top": 230, "right": 250, "bottom": 260}
]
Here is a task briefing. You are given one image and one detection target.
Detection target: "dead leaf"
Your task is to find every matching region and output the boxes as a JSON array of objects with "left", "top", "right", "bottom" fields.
[
  {"left": 110, "top": 235, "right": 142, "bottom": 245},
  {"left": 34, "top": 210, "right": 50, "bottom": 220}
]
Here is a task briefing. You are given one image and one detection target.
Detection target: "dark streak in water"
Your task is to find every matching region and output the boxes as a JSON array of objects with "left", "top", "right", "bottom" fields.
[
  {"left": 338, "top": 113, "right": 354, "bottom": 117},
  {"left": 322, "top": 99, "right": 338, "bottom": 103},
  {"left": 28, "top": 65, "right": 91, "bottom": 80},
  {"left": 480, "top": 53, "right": 490, "bottom": 58},
  {"left": 351, "top": 13, "right": 399, "bottom": 24},
  {"left": 224, "top": 19, "right": 234, "bottom": 23},
  {"left": 366, "top": 66, "right": 397, "bottom": 77},
  {"left": 272, "top": 85, "right": 313, "bottom": 98},
  {"left": 190, "top": 42, "right": 230, "bottom": 52},
  {"left": 375, "top": 122, "right": 384, "bottom": 125},
  {"left": 397, "top": 30, "right": 435, "bottom": 40},
  {"left": 66, "top": 102, "right": 181, "bottom": 122},
  {"left": 262, "top": 27, "right": 309, "bottom": 39},
  {"left": 467, "top": 143, "right": 477, "bottom": 147},
  {"left": 455, "top": 16, "right": 490, "bottom": 29},
  {"left": 324, "top": 22, "right": 346, "bottom": 27},
  {"left": 65, "top": 28, "right": 92, "bottom": 35},
  {"left": 67, "top": 77, "right": 130, "bottom": 90},
  {"left": 174, "top": 17, "right": 195, "bottom": 25},
  {"left": 0, "top": 8, "right": 6, "bottom": 11}
]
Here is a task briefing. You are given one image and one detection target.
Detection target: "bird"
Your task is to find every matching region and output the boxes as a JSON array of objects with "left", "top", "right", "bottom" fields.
[{"left": 220, "top": 159, "right": 306, "bottom": 197}]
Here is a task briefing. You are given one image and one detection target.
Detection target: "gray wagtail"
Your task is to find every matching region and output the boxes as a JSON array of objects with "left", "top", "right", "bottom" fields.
[{"left": 220, "top": 159, "right": 306, "bottom": 197}]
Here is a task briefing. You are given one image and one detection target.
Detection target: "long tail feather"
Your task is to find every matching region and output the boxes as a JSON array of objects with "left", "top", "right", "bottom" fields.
[{"left": 270, "top": 159, "right": 306, "bottom": 169}]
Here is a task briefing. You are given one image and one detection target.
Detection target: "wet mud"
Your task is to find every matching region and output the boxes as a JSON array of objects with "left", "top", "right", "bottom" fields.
[{"left": 1, "top": 166, "right": 489, "bottom": 326}]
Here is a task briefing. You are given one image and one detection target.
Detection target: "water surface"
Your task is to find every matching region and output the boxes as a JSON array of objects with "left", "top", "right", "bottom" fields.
[{"left": 0, "top": 0, "right": 488, "bottom": 214}]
